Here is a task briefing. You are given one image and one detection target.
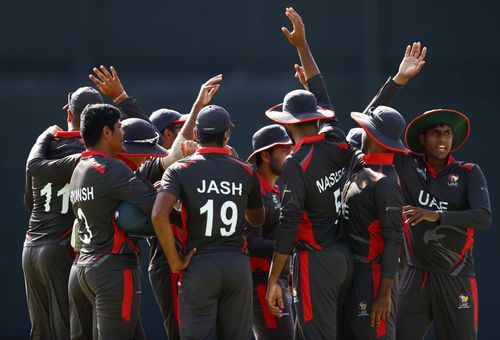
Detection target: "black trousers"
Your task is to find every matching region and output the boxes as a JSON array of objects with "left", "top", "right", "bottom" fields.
[
  {"left": 72, "top": 265, "right": 144, "bottom": 340},
  {"left": 293, "top": 243, "right": 353, "bottom": 340},
  {"left": 22, "top": 244, "right": 73, "bottom": 340},
  {"left": 148, "top": 264, "right": 180, "bottom": 340},
  {"left": 340, "top": 263, "right": 397, "bottom": 340},
  {"left": 179, "top": 252, "right": 253, "bottom": 340},
  {"left": 251, "top": 277, "right": 294, "bottom": 340},
  {"left": 396, "top": 266, "right": 478, "bottom": 340}
]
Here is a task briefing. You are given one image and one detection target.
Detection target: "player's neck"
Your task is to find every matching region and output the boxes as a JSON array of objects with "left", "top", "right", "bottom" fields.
[
  {"left": 258, "top": 166, "right": 278, "bottom": 187},
  {"left": 86, "top": 144, "right": 116, "bottom": 157},
  {"left": 289, "top": 124, "right": 318, "bottom": 144}
]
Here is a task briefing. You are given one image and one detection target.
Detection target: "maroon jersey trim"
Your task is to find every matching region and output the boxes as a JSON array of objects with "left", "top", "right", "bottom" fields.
[
  {"left": 54, "top": 131, "right": 82, "bottom": 138},
  {"left": 292, "top": 134, "right": 325, "bottom": 153},
  {"left": 122, "top": 269, "right": 133, "bottom": 321},
  {"left": 300, "top": 250, "right": 313, "bottom": 323}
]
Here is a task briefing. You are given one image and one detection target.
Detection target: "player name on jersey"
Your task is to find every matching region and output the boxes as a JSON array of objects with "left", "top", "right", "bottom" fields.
[
  {"left": 316, "top": 168, "right": 345, "bottom": 193},
  {"left": 196, "top": 180, "right": 243, "bottom": 196},
  {"left": 70, "top": 187, "right": 95, "bottom": 203}
]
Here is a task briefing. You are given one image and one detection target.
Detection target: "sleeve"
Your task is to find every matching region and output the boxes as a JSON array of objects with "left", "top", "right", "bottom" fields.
[
  {"left": 160, "top": 134, "right": 187, "bottom": 170},
  {"left": 374, "top": 176, "right": 403, "bottom": 278},
  {"left": 137, "top": 158, "right": 163, "bottom": 183},
  {"left": 118, "top": 97, "right": 150, "bottom": 122},
  {"left": 106, "top": 160, "right": 156, "bottom": 214},
  {"left": 247, "top": 171, "right": 263, "bottom": 209},
  {"left": 275, "top": 159, "right": 307, "bottom": 255},
  {"left": 26, "top": 132, "right": 80, "bottom": 180},
  {"left": 440, "top": 165, "right": 491, "bottom": 229},
  {"left": 244, "top": 222, "right": 276, "bottom": 259},
  {"left": 362, "top": 77, "right": 403, "bottom": 114},
  {"left": 24, "top": 172, "right": 33, "bottom": 211},
  {"left": 158, "top": 165, "right": 183, "bottom": 200}
]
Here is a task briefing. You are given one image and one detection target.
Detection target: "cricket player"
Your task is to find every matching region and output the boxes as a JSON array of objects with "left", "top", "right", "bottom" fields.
[
  {"left": 152, "top": 105, "right": 265, "bottom": 340},
  {"left": 245, "top": 124, "right": 294, "bottom": 340}
]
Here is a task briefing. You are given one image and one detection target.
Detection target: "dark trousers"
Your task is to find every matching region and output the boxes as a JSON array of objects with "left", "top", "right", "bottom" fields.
[
  {"left": 148, "top": 264, "right": 180, "bottom": 340},
  {"left": 68, "top": 261, "right": 95, "bottom": 340},
  {"left": 340, "top": 263, "right": 397, "bottom": 340},
  {"left": 293, "top": 243, "right": 353, "bottom": 340},
  {"left": 396, "top": 266, "right": 478, "bottom": 340},
  {"left": 179, "top": 252, "right": 253, "bottom": 340},
  {"left": 72, "top": 265, "right": 144, "bottom": 340},
  {"left": 22, "top": 244, "right": 73, "bottom": 340},
  {"left": 252, "top": 277, "right": 294, "bottom": 340}
]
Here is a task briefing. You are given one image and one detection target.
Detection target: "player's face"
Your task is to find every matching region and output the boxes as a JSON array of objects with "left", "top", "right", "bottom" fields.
[
  {"left": 269, "top": 145, "right": 292, "bottom": 176},
  {"left": 419, "top": 124, "right": 453, "bottom": 160},
  {"left": 110, "top": 121, "right": 125, "bottom": 156}
]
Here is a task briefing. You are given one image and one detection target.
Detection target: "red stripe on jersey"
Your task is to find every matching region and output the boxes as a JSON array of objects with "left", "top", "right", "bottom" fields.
[
  {"left": 250, "top": 257, "right": 270, "bottom": 273},
  {"left": 54, "top": 131, "right": 82, "bottom": 138},
  {"left": 457, "top": 163, "right": 474, "bottom": 171},
  {"left": 111, "top": 217, "right": 140, "bottom": 254},
  {"left": 59, "top": 226, "right": 73, "bottom": 240},
  {"left": 300, "top": 250, "right": 313, "bottom": 323},
  {"left": 421, "top": 271, "right": 428, "bottom": 290},
  {"left": 371, "top": 263, "right": 387, "bottom": 337},
  {"left": 228, "top": 156, "right": 254, "bottom": 175},
  {"left": 366, "top": 220, "right": 384, "bottom": 263},
  {"left": 122, "top": 269, "right": 133, "bottom": 321},
  {"left": 469, "top": 277, "right": 479, "bottom": 329},
  {"left": 403, "top": 220, "right": 415, "bottom": 260},
  {"left": 180, "top": 204, "right": 188, "bottom": 249},
  {"left": 452, "top": 228, "right": 474, "bottom": 269},
  {"left": 195, "top": 147, "right": 231, "bottom": 155},
  {"left": 296, "top": 210, "right": 322, "bottom": 250},
  {"left": 177, "top": 160, "right": 197, "bottom": 169},
  {"left": 91, "top": 160, "right": 106, "bottom": 174},
  {"left": 300, "top": 146, "right": 314, "bottom": 172},
  {"left": 293, "top": 134, "right": 325, "bottom": 153},
  {"left": 257, "top": 283, "right": 278, "bottom": 329}
]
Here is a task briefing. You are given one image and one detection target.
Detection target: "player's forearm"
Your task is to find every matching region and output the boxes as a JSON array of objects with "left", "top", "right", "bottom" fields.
[
  {"left": 160, "top": 134, "right": 186, "bottom": 171},
  {"left": 440, "top": 208, "right": 491, "bottom": 230},
  {"left": 118, "top": 97, "right": 150, "bottom": 122},
  {"left": 380, "top": 226, "right": 402, "bottom": 278},
  {"left": 268, "top": 252, "right": 289, "bottom": 283},
  {"left": 295, "top": 42, "right": 320, "bottom": 81},
  {"left": 152, "top": 214, "right": 184, "bottom": 273},
  {"left": 362, "top": 78, "right": 403, "bottom": 115},
  {"left": 376, "top": 277, "right": 394, "bottom": 299}
]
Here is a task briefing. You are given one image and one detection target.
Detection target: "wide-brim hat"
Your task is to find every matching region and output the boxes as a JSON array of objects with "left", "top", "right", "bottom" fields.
[
  {"left": 121, "top": 118, "right": 168, "bottom": 157},
  {"left": 405, "top": 109, "right": 470, "bottom": 154},
  {"left": 265, "top": 89, "right": 335, "bottom": 124},
  {"left": 247, "top": 124, "right": 293, "bottom": 163},
  {"left": 351, "top": 106, "right": 407, "bottom": 153}
]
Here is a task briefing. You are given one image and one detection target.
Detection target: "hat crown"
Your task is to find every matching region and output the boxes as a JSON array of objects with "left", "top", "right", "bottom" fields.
[
  {"left": 69, "top": 87, "right": 103, "bottom": 110},
  {"left": 283, "top": 90, "right": 318, "bottom": 115},
  {"left": 370, "top": 106, "right": 406, "bottom": 139},
  {"left": 149, "top": 108, "right": 182, "bottom": 131},
  {"left": 252, "top": 124, "right": 290, "bottom": 151},
  {"left": 122, "top": 118, "right": 158, "bottom": 141},
  {"left": 196, "top": 105, "right": 232, "bottom": 134}
]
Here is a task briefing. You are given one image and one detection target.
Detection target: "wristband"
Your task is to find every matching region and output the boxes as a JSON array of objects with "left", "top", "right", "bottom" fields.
[{"left": 113, "top": 91, "right": 128, "bottom": 103}]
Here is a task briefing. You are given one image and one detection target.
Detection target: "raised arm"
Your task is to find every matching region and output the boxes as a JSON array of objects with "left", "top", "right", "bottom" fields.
[{"left": 89, "top": 65, "right": 150, "bottom": 121}]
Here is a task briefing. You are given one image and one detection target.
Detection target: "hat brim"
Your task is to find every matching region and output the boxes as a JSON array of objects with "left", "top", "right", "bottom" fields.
[
  {"left": 247, "top": 140, "right": 293, "bottom": 163},
  {"left": 121, "top": 143, "right": 168, "bottom": 157},
  {"left": 171, "top": 114, "right": 189, "bottom": 124},
  {"left": 265, "top": 103, "right": 335, "bottom": 124},
  {"left": 351, "top": 112, "right": 407, "bottom": 153},
  {"left": 405, "top": 109, "right": 470, "bottom": 154}
]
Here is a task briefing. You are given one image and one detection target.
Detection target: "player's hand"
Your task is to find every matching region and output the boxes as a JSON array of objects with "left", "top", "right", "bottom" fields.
[
  {"left": 370, "top": 294, "right": 391, "bottom": 328},
  {"left": 89, "top": 65, "right": 128, "bottom": 103},
  {"left": 193, "top": 74, "right": 222, "bottom": 109},
  {"left": 294, "top": 64, "right": 308, "bottom": 90},
  {"left": 181, "top": 140, "right": 199, "bottom": 157},
  {"left": 403, "top": 205, "right": 440, "bottom": 226},
  {"left": 266, "top": 280, "right": 285, "bottom": 317},
  {"left": 393, "top": 42, "right": 427, "bottom": 86},
  {"left": 281, "top": 7, "right": 307, "bottom": 48},
  {"left": 171, "top": 247, "right": 197, "bottom": 274},
  {"left": 153, "top": 180, "right": 162, "bottom": 190},
  {"left": 45, "top": 125, "right": 63, "bottom": 136}
]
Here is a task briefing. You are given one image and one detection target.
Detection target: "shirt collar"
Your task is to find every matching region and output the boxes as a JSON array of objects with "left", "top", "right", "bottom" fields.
[
  {"left": 363, "top": 153, "right": 395, "bottom": 165},
  {"left": 114, "top": 154, "right": 138, "bottom": 171},
  {"left": 423, "top": 153, "right": 455, "bottom": 178},
  {"left": 82, "top": 150, "right": 108, "bottom": 159},
  {"left": 292, "top": 134, "right": 325, "bottom": 153},
  {"left": 257, "top": 173, "right": 279, "bottom": 196},
  {"left": 54, "top": 131, "right": 81, "bottom": 138},
  {"left": 195, "top": 147, "right": 231, "bottom": 155}
]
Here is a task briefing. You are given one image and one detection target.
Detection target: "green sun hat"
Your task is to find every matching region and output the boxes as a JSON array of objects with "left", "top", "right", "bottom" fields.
[{"left": 405, "top": 109, "right": 470, "bottom": 154}]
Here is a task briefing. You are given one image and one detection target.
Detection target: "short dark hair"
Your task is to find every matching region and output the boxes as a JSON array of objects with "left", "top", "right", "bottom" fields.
[
  {"left": 81, "top": 104, "right": 122, "bottom": 147},
  {"left": 196, "top": 130, "right": 226, "bottom": 147},
  {"left": 421, "top": 123, "right": 453, "bottom": 135}
]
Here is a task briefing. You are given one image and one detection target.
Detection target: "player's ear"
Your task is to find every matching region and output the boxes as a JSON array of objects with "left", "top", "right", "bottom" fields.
[
  {"left": 193, "top": 129, "right": 199, "bottom": 142},
  {"left": 261, "top": 150, "right": 271, "bottom": 163}
]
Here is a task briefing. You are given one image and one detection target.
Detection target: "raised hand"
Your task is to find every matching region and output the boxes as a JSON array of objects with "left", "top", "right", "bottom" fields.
[
  {"left": 89, "top": 65, "right": 128, "bottom": 103},
  {"left": 193, "top": 74, "right": 222, "bottom": 109},
  {"left": 45, "top": 125, "right": 63, "bottom": 136},
  {"left": 181, "top": 140, "right": 199, "bottom": 157},
  {"left": 281, "top": 7, "right": 307, "bottom": 48},
  {"left": 393, "top": 42, "right": 427, "bottom": 85},
  {"left": 294, "top": 64, "right": 308, "bottom": 90}
]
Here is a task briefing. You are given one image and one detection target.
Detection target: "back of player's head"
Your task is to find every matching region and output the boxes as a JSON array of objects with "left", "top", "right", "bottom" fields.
[
  {"left": 195, "top": 105, "right": 234, "bottom": 147},
  {"left": 81, "top": 104, "right": 122, "bottom": 147},
  {"left": 64, "top": 87, "right": 103, "bottom": 128}
]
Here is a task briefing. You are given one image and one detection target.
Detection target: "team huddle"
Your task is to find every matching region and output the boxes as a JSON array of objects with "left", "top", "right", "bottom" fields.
[{"left": 23, "top": 7, "right": 491, "bottom": 340}]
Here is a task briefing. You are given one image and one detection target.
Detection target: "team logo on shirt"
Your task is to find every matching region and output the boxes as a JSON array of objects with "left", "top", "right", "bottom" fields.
[
  {"left": 458, "top": 294, "right": 471, "bottom": 309},
  {"left": 357, "top": 301, "right": 370, "bottom": 317},
  {"left": 448, "top": 174, "right": 459, "bottom": 187}
]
